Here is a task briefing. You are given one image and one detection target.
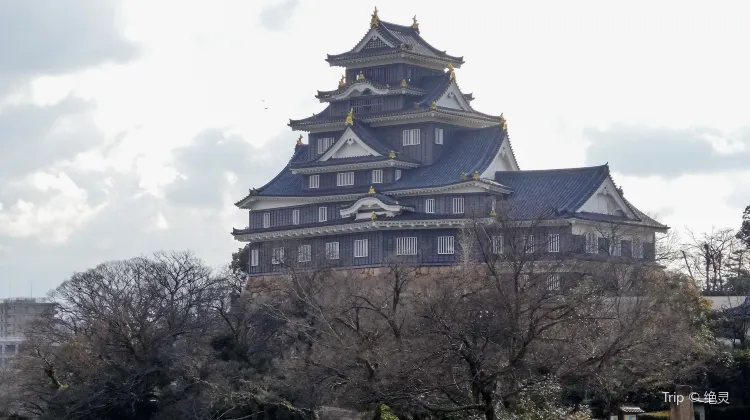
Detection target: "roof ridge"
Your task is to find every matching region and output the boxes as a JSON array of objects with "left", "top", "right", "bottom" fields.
[
  {"left": 559, "top": 165, "right": 610, "bottom": 212},
  {"left": 495, "top": 164, "right": 609, "bottom": 175}
]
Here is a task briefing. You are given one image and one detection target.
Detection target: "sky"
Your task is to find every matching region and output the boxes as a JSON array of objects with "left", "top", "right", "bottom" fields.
[{"left": 0, "top": 0, "right": 749, "bottom": 298}]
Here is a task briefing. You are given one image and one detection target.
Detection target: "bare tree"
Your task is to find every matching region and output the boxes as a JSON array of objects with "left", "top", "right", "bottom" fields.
[{"left": 682, "top": 228, "right": 744, "bottom": 292}]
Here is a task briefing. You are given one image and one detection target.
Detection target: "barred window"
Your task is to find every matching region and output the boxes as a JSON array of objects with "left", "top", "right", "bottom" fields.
[
  {"left": 632, "top": 238, "right": 643, "bottom": 259},
  {"left": 372, "top": 169, "right": 383, "bottom": 184},
  {"left": 337, "top": 172, "right": 354, "bottom": 186},
  {"left": 250, "top": 249, "right": 259, "bottom": 267},
  {"left": 524, "top": 235, "right": 534, "bottom": 253},
  {"left": 362, "top": 36, "right": 387, "bottom": 50},
  {"left": 395, "top": 169, "right": 402, "bottom": 180},
  {"left": 326, "top": 242, "right": 340, "bottom": 260},
  {"left": 612, "top": 240, "right": 622, "bottom": 256},
  {"left": 396, "top": 237, "right": 418, "bottom": 255},
  {"left": 435, "top": 128, "right": 444, "bottom": 144},
  {"left": 319, "top": 207, "right": 327, "bottom": 222},
  {"left": 585, "top": 232, "right": 598, "bottom": 254},
  {"left": 547, "top": 274, "right": 561, "bottom": 291},
  {"left": 425, "top": 198, "right": 435, "bottom": 214},
  {"left": 402, "top": 129, "right": 421, "bottom": 146},
  {"left": 271, "top": 247, "right": 284, "bottom": 265},
  {"left": 317, "top": 137, "right": 334, "bottom": 154},
  {"left": 548, "top": 234, "right": 560, "bottom": 252},
  {"left": 263, "top": 213, "right": 270, "bottom": 228},
  {"left": 309, "top": 175, "right": 320, "bottom": 189},
  {"left": 292, "top": 209, "right": 300, "bottom": 225},
  {"left": 452, "top": 197, "right": 464, "bottom": 214},
  {"left": 437, "top": 236, "right": 454, "bottom": 255},
  {"left": 492, "top": 236, "right": 504, "bottom": 254},
  {"left": 520, "top": 274, "right": 529, "bottom": 287},
  {"left": 354, "top": 239, "right": 369, "bottom": 258},
  {"left": 351, "top": 97, "right": 383, "bottom": 113}
]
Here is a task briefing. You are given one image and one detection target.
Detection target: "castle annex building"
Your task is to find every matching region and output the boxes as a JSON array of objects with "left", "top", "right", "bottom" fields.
[{"left": 232, "top": 9, "right": 666, "bottom": 276}]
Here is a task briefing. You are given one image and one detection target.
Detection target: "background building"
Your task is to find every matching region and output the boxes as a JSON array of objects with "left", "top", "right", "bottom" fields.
[{"left": 0, "top": 297, "right": 55, "bottom": 365}]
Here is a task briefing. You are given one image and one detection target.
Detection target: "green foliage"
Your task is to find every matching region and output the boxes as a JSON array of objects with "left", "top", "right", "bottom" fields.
[
  {"left": 374, "top": 404, "right": 399, "bottom": 420},
  {"left": 497, "top": 380, "right": 592, "bottom": 420},
  {"left": 640, "top": 411, "right": 669, "bottom": 420}
]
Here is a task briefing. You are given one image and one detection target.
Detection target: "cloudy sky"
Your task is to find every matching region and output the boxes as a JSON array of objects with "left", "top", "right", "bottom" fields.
[{"left": 0, "top": 0, "right": 748, "bottom": 298}]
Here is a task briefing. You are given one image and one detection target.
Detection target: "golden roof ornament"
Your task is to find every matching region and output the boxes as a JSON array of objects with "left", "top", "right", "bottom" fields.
[
  {"left": 388, "top": 150, "right": 396, "bottom": 159},
  {"left": 490, "top": 208, "right": 497, "bottom": 216},
  {"left": 368, "top": 185, "right": 376, "bottom": 194},
  {"left": 448, "top": 63, "right": 456, "bottom": 81},
  {"left": 472, "top": 171, "right": 480, "bottom": 180},
  {"left": 339, "top": 74, "right": 345, "bottom": 88},
  {"left": 370, "top": 7, "right": 380, "bottom": 28},
  {"left": 400, "top": 79, "right": 407, "bottom": 88},
  {"left": 345, "top": 108, "right": 354, "bottom": 126},
  {"left": 411, "top": 15, "right": 419, "bottom": 29},
  {"left": 357, "top": 71, "right": 365, "bottom": 81},
  {"left": 430, "top": 101, "right": 437, "bottom": 110},
  {"left": 371, "top": 211, "right": 378, "bottom": 221},
  {"left": 460, "top": 172, "right": 468, "bottom": 181},
  {"left": 296, "top": 134, "right": 303, "bottom": 146},
  {"left": 499, "top": 113, "right": 507, "bottom": 130}
]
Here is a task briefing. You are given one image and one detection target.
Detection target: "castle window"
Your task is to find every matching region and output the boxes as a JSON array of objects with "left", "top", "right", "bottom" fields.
[
  {"left": 402, "top": 128, "right": 421, "bottom": 146},
  {"left": 492, "top": 236, "right": 503, "bottom": 254},
  {"left": 263, "top": 213, "right": 270, "bottom": 228},
  {"left": 354, "top": 239, "right": 369, "bottom": 258},
  {"left": 612, "top": 240, "right": 622, "bottom": 256},
  {"left": 396, "top": 237, "right": 418, "bottom": 256},
  {"left": 524, "top": 235, "right": 534, "bottom": 253},
  {"left": 425, "top": 198, "right": 435, "bottom": 213},
  {"left": 547, "top": 274, "right": 561, "bottom": 291},
  {"left": 298, "top": 245, "right": 311, "bottom": 263},
  {"left": 337, "top": 172, "right": 354, "bottom": 186},
  {"left": 319, "top": 207, "right": 327, "bottom": 222},
  {"left": 395, "top": 169, "right": 402, "bottom": 180},
  {"left": 437, "top": 236, "right": 454, "bottom": 255},
  {"left": 317, "top": 137, "right": 334, "bottom": 154},
  {"left": 250, "top": 249, "right": 259, "bottom": 267},
  {"left": 435, "top": 128, "right": 444, "bottom": 145},
  {"left": 372, "top": 169, "right": 383, "bottom": 184},
  {"left": 548, "top": 234, "right": 560, "bottom": 252},
  {"left": 309, "top": 175, "right": 320, "bottom": 189},
  {"left": 452, "top": 197, "right": 464, "bottom": 214},
  {"left": 351, "top": 97, "right": 383, "bottom": 113},
  {"left": 632, "top": 238, "right": 643, "bottom": 259},
  {"left": 271, "top": 247, "right": 284, "bottom": 265},
  {"left": 520, "top": 274, "right": 529, "bottom": 287},
  {"left": 585, "top": 232, "right": 598, "bottom": 254},
  {"left": 292, "top": 209, "right": 300, "bottom": 225},
  {"left": 326, "top": 242, "right": 340, "bottom": 260}
]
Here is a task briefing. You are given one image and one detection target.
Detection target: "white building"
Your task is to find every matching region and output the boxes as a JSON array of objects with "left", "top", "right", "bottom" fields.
[{"left": 0, "top": 298, "right": 55, "bottom": 365}]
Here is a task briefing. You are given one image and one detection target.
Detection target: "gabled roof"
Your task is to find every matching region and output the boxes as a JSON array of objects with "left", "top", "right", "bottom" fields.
[
  {"left": 326, "top": 19, "right": 464, "bottom": 66},
  {"left": 316, "top": 80, "right": 426, "bottom": 102}
]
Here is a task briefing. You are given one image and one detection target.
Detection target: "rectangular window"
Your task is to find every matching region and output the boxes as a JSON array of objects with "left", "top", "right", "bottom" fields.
[
  {"left": 632, "top": 238, "right": 643, "bottom": 259},
  {"left": 437, "top": 236, "right": 454, "bottom": 255},
  {"left": 452, "top": 197, "right": 464, "bottom": 214},
  {"left": 318, "top": 207, "right": 327, "bottom": 222},
  {"left": 263, "top": 212, "right": 270, "bottom": 228},
  {"left": 435, "top": 127, "right": 444, "bottom": 145},
  {"left": 520, "top": 274, "right": 529, "bottom": 287},
  {"left": 292, "top": 209, "right": 300, "bottom": 225},
  {"left": 271, "top": 247, "right": 284, "bottom": 265},
  {"left": 326, "top": 242, "right": 340, "bottom": 260},
  {"left": 492, "top": 236, "right": 504, "bottom": 254},
  {"left": 548, "top": 234, "right": 560, "bottom": 252},
  {"left": 298, "top": 244, "right": 311, "bottom": 263},
  {"left": 337, "top": 172, "right": 354, "bottom": 186},
  {"left": 395, "top": 169, "right": 402, "bottom": 180},
  {"left": 611, "top": 240, "right": 622, "bottom": 256},
  {"left": 309, "top": 174, "right": 320, "bottom": 189},
  {"left": 354, "top": 239, "right": 369, "bottom": 258},
  {"left": 251, "top": 249, "right": 259, "bottom": 267},
  {"left": 317, "top": 137, "right": 334, "bottom": 154},
  {"left": 547, "top": 274, "right": 561, "bottom": 291},
  {"left": 524, "top": 235, "right": 534, "bottom": 253},
  {"left": 396, "top": 237, "right": 418, "bottom": 255},
  {"left": 425, "top": 198, "right": 435, "bottom": 214},
  {"left": 585, "top": 232, "right": 598, "bottom": 254},
  {"left": 372, "top": 169, "right": 383, "bottom": 184},
  {"left": 402, "top": 128, "right": 421, "bottom": 146}
]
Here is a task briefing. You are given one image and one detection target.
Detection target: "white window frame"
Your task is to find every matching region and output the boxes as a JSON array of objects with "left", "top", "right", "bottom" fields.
[
  {"left": 318, "top": 206, "right": 327, "bottom": 222},
  {"left": 632, "top": 238, "right": 643, "bottom": 259},
  {"left": 425, "top": 198, "right": 435, "bottom": 214},
  {"left": 452, "top": 197, "right": 464, "bottom": 214},
  {"left": 492, "top": 236, "right": 504, "bottom": 254},
  {"left": 524, "top": 235, "right": 534, "bottom": 253},
  {"left": 372, "top": 169, "right": 383, "bottom": 184},
  {"left": 298, "top": 244, "right": 311, "bottom": 263},
  {"left": 326, "top": 242, "right": 340, "bottom": 260},
  {"left": 547, "top": 274, "right": 561, "bottom": 291},
  {"left": 263, "top": 212, "right": 270, "bottom": 228},
  {"left": 317, "top": 137, "right": 334, "bottom": 154},
  {"left": 354, "top": 239, "right": 369, "bottom": 258},
  {"left": 395, "top": 169, "right": 402, "bottom": 180},
  {"left": 520, "top": 274, "right": 529, "bottom": 287},
  {"left": 337, "top": 172, "right": 354, "bottom": 186},
  {"left": 396, "top": 237, "right": 418, "bottom": 256},
  {"left": 292, "top": 209, "right": 300, "bottom": 225},
  {"left": 548, "top": 234, "right": 560, "bottom": 253},
  {"left": 309, "top": 174, "right": 320, "bottom": 189},
  {"left": 585, "top": 232, "right": 598, "bottom": 254},
  {"left": 435, "top": 127, "right": 444, "bottom": 145},
  {"left": 611, "top": 239, "right": 622, "bottom": 256},
  {"left": 402, "top": 128, "right": 421, "bottom": 146},
  {"left": 437, "top": 236, "right": 454, "bottom": 255},
  {"left": 271, "top": 247, "right": 284, "bottom": 265},
  {"left": 250, "top": 249, "right": 259, "bottom": 267}
]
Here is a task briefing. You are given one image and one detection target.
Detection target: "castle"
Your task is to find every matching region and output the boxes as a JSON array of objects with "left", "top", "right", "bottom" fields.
[{"left": 232, "top": 9, "right": 666, "bottom": 277}]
